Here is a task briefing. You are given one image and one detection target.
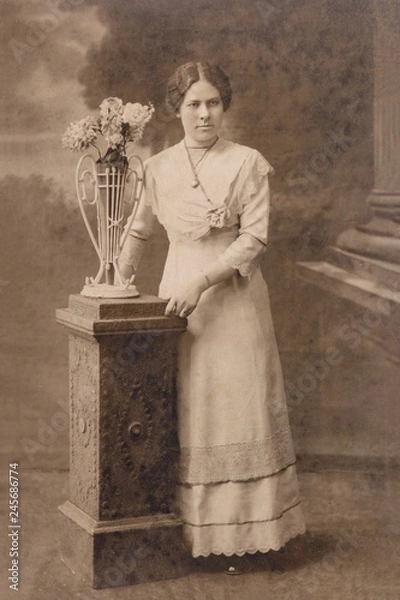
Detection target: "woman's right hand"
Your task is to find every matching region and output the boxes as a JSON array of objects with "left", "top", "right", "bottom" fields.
[
  {"left": 117, "top": 259, "right": 135, "bottom": 283},
  {"left": 165, "top": 274, "right": 209, "bottom": 318}
]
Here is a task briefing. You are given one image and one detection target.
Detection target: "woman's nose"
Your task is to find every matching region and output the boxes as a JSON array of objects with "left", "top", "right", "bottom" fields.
[{"left": 199, "top": 104, "right": 210, "bottom": 119}]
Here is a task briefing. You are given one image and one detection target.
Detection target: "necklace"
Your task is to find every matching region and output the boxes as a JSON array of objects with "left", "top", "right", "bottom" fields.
[
  {"left": 184, "top": 136, "right": 219, "bottom": 189},
  {"left": 183, "top": 136, "right": 231, "bottom": 230}
]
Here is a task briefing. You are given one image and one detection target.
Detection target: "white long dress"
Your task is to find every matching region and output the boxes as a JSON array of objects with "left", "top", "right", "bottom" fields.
[{"left": 139, "top": 137, "right": 306, "bottom": 557}]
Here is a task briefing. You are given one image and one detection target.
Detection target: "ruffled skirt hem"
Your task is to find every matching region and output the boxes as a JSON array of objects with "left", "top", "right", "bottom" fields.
[{"left": 182, "top": 502, "right": 306, "bottom": 558}]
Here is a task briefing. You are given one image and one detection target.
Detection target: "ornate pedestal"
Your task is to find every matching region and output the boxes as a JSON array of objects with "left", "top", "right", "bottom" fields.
[{"left": 56, "top": 294, "right": 188, "bottom": 589}]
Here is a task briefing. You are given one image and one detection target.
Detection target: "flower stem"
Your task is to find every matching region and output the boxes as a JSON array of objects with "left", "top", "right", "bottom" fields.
[{"left": 90, "top": 142, "right": 102, "bottom": 160}]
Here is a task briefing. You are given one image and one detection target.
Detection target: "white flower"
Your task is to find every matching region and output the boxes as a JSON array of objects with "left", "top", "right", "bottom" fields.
[
  {"left": 123, "top": 102, "right": 155, "bottom": 143},
  {"left": 101, "top": 117, "right": 121, "bottom": 136},
  {"left": 99, "top": 97, "right": 124, "bottom": 143},
  {"left": 99, "top": 97, "right": 124, "bottom": 119},
  {"left": 125, "top": 126, "right": 142, "bottom": 143},
  {"left": 206, "top": 205, "right": 231, "bottom": 228},
  {"left": 62, "top": 97, "right": 155, "bottom": 159},
  {"left": 61, "top": 117, "right": 98, "bottom": 152},
  {"left": 123, "top": 102, "right": 152, "bottom": 126},
  {"left": 104, "top": 132, "right": 124, "bottom": 148}
]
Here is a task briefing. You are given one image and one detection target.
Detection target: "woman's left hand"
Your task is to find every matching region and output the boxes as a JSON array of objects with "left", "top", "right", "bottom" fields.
[{"left": 165, "top": 275, "right": 208, "bottom": 318}]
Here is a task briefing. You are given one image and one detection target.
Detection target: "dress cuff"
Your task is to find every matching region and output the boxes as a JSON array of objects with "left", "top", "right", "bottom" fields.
[{"left": 220, "top": 233, "right": 267, "bottom": 277}]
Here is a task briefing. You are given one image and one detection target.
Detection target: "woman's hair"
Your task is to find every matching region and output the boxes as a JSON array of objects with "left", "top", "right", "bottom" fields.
[{"left": 166, "top": 62, "right": 232, "bottom": 113}]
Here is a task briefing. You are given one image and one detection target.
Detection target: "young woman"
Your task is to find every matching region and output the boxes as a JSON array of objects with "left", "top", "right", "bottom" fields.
[{"left": 119, "top": 62, "right": 306, "bottom": 562}]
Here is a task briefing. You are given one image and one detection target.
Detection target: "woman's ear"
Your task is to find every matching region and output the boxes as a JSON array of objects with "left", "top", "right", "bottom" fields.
[{"left": 175, "top": 111, "right": 181, "bottom": 119}]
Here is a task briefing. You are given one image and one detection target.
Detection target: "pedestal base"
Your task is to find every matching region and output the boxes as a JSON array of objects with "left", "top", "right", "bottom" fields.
[{"left": 59, "top": 501, "right": 188, "bottom": 589}]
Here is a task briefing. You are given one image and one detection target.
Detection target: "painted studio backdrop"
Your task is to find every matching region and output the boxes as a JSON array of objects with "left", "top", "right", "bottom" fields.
[{"left": 1, "top": 0, "right": 399, "bottom": 593}]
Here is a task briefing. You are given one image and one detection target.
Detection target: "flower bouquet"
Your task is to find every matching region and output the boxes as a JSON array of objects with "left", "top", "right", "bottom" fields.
[{"left": 62, "top": 97, "right": 154, "bottom": 298}]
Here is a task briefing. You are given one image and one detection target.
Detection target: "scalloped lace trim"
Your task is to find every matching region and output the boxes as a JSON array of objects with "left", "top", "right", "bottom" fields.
[
  {"left": 191, "top": 528, "right": 306, "bottom": 558},
  {"left": 183, "top": 503, "right": 306, "bottom": 558},
  {"left": 225, "top": 256, "right": 258, "bottom": 277}
]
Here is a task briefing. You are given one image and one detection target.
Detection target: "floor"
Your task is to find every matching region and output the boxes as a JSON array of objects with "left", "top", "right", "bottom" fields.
[
  {"left": 1, "top": 271, "right": 399, "bottom": 598},
  {"left": 1, "top": 463, "right": 399, "bottom": 600}
]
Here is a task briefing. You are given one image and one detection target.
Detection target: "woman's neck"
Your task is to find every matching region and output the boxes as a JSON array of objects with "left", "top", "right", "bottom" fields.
[{"left": 184, "top": 134, "right": 219, "bottom": 149}]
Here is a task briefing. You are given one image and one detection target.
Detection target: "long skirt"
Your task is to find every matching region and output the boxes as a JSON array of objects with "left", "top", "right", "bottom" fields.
[{"left": 159, "top": 227, "right": 306, "bottom": 557}]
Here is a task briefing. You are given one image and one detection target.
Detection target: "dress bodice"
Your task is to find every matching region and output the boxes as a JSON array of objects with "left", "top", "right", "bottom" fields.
[{"left": 143, "top": 137, "right": 274, "bottom": 244}]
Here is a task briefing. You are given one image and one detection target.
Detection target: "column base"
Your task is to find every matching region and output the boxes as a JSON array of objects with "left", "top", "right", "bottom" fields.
[
  {"left": 59, "top": 501, "right": 189, "bottom": 589},
  {"left": 336, "top": 226, "right": 400, "bottom": 266}
]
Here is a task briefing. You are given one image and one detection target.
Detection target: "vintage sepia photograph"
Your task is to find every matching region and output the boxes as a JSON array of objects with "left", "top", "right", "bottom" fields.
[{"left": 1, "top": 0, "right": 399, "bottom": 598}]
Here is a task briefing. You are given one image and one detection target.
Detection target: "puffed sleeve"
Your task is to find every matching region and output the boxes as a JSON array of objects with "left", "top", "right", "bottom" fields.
[
  {"left": 142, "top": 160, "right": 160, "bottom": 220},
  {"left": 219, "top": 149, "right": 274, "bottom": 277}
]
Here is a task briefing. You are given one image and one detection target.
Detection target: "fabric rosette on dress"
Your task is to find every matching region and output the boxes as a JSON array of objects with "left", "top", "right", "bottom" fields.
[{"left": 206, "top": 205, "right": 232, "bottom": 229}]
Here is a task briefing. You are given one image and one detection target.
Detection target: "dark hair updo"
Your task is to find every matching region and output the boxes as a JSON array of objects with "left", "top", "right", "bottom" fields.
[{"left": 166, "top": 62, "right": 232, "bottom": 114}]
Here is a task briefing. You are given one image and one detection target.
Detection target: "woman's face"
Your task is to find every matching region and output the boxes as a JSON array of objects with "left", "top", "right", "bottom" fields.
[{"left": 177, "top": 78, "right": 224, "bottom": 147}]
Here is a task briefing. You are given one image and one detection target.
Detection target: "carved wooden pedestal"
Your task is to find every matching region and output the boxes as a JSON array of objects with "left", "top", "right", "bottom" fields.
[{"left": 56, "top": 294, "right": 188, "bottom": 589}]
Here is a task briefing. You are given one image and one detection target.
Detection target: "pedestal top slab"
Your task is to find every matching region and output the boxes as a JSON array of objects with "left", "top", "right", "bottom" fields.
[
  {"left": 56, "top": 294, "right": 187, "bottom": 336},
  {"left": 68, "top": 293, "right": 169, "bottom": 320}
]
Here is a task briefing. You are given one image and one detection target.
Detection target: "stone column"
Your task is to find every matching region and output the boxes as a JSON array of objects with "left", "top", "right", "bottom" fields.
[
  {"left": 331, "top": 0, "right": 400, "bottom": 289},
  {"left": 298, "top": 1, "right": 400, "bottom": 310},
  {"left": 56, "top": 294, "right": 188, "bottom": 589},
  {"left": 296, "top": 0, "right": 400, "bottom": 364}
]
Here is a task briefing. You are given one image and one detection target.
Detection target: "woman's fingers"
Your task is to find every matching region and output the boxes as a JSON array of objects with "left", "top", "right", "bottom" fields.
[
  {"left": 165, "top": 297, "right": 176, "bottom": 317},
  {"left": 165, "top": 280, "right": 204, "bottom": 317},
  {"left": 165, "top": 297, "right": 193, "bottom": 318}
]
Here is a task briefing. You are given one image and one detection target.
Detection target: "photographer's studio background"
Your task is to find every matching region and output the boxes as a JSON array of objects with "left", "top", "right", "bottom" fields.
[{"left": 1, "top": 1, "right": 399, "bottom": 598}]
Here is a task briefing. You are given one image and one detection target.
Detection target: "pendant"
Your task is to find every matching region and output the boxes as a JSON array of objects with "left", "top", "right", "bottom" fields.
[{"left": 191, "top": 179, "right": 199, "bottom": 188}]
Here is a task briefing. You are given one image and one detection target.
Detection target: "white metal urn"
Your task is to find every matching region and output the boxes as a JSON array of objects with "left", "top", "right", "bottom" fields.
[{"left": 75, "top": 154, "right": 143, "bottom": 298}]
